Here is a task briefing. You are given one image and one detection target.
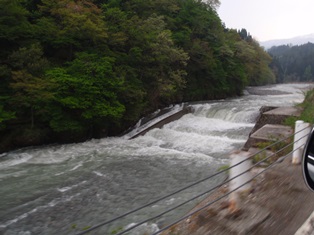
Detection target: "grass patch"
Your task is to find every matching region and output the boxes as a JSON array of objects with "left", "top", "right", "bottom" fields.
[
  {"left": 285, "top": 88, "right": 314, "bottom": 126},
  {"left": 254, "top": 137, "right": 293, "bottom": 165},
  {"left": 217, "top": 165, "right": 230, "bottom": 172},
  {"left": 111, "top": 226, "right": 124, "bottom": 235}
]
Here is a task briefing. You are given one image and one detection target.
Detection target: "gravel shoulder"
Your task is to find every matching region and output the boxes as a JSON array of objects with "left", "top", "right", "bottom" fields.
[{"left": 161, "top": 155, "right": 314, "bottom": 235}]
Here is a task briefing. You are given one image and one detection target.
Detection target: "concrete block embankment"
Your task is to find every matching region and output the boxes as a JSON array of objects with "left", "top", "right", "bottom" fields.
[
  {"left": 243, "top": 106, "right": 302, "bottom": 150},
  {"left": 129, "top": 106, "right": 192, "bottom": 139}
]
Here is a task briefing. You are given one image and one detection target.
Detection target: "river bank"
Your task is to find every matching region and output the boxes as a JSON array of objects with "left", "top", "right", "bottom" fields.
[
  {"left": 160, "top": 85, "right": 314, "bottom": 235},
  {"left": 1, "top": 84, "right": 311, "bottom": 155}
]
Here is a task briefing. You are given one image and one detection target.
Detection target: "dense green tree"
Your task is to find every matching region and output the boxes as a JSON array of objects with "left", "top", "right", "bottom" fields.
[
  {"left": 127, "top": 15, "right": 189, "bottom": 107},
  {"left": 0, "top": 105, "right": 15, "bottom": 130},
  {"left": 221, "top": 29, "right": 249, "bottom": 92},
  {"left": 303, "top": 65, "right": 313, "bottom": 81},
  {"left": 8, "top": 43, "right": 52, "bottom": 128},
  {"left": 0, "top": 0, "right": 36, "bottom": 130},
  {"left": 0, "top": 0, "right": 34, "bottom": 50},
  {"left": 238, "top": 28, "right": 253, "bottom": 42},
  {"left": 102, "top": 4, "right": 189, "bottom": 108},
  {"left": 45, "top": 52, "right": 125, "bottom": 133},
  {"left": 269, "top": 43, "right": 314, "bottom": 82},
  {"left": 248, "top": 40, "right": 275, "bottom": 85},
  {"left": 36, "top": 0, "right": 108, "bottom": 60},
  {"left": 170, "top": 0, "right": 228, "bottom": 100}
]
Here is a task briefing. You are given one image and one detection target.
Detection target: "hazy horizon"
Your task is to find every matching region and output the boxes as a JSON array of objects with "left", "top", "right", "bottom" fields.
[{"left": 217, "top": 0, "right": 314, "bottom": 42}]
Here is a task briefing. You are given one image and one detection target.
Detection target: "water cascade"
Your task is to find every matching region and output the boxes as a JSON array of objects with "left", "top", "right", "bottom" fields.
[{"left": 0, "top": 84, "right": 311, "bottom": 235}]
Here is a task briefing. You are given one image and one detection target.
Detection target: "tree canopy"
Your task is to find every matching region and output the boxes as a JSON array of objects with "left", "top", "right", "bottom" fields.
[
  {"left": 268, "top": 43, "right": 314, "bottom": 83},
  {"left": 0, "top": 0, "right": 275, "bottom": 151}
]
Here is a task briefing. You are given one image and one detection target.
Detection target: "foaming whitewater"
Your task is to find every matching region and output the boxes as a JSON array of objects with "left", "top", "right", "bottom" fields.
[
  {"left": 123, "top": 104, "right": 185, "bottom": 139},
  {"left": 0, "top": 83, "right": 313, "bottom": 235}
]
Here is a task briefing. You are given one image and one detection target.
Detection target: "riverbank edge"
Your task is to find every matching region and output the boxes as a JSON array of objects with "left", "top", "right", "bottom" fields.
[
  {"left": 1, "top": 83, "right": 308, "bottom": 154},
  {"left": 242, "top": 105, "right": 302, "bottom": 150}
]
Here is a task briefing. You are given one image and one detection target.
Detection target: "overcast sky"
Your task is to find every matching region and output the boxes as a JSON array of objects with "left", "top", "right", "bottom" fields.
[{"left": 217, "top": 0, "right": 314, "bottom": 42}]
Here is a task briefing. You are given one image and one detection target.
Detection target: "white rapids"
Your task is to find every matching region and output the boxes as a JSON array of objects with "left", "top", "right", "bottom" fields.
[{"left": 0, "top": 83, "right": 312, "bottom": 235}]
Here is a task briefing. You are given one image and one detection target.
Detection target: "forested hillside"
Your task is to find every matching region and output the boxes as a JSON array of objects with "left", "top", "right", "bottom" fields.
[
  {"left": 269, "top": 43, "right": 314, "bottom": 83},
  {"left": 0, "top": 0, "right": 275, "bottom": 151}
]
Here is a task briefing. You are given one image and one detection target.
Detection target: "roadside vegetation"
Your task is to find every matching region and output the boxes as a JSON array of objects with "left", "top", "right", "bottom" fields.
[
  {"left": 298, "top": 89, "right": 314, "bottom": 124},
  {"left": 254, "top": 137, "right": 293, "bottom": 166},
  {"left": 285, "top": 89, "right": 314, "bottom": 126}
]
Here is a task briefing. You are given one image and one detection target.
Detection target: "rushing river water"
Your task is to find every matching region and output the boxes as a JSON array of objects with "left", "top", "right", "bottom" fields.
[{"left": 0, "top": 84, "right": 312, "bottom": 235}]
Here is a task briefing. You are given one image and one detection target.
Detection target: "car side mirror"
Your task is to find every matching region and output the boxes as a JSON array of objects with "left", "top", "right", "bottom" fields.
[{"left": 302, "top": 127, "right": 314, "bottom": 192}]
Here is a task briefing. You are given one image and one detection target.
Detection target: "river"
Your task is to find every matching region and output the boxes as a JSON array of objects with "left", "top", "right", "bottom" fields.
[{"left": 0, "top": 83, "right": 312, "bottom": 235}]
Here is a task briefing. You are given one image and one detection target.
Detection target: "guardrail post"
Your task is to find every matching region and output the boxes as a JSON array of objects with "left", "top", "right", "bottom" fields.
[
  {"left": 229, "top": 150, "right": 252, "bottom": 214},
  {"left": 292, "top": 120, "right": 312, "bottom": 165}
]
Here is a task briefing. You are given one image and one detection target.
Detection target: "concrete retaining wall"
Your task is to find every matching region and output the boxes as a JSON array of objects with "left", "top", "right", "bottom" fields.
[
  {"left": 242, "top": 106, "right": 302, "bottom": 150},
  {"left": 129, "top": 106, "right": 192, "bottom": 139}
]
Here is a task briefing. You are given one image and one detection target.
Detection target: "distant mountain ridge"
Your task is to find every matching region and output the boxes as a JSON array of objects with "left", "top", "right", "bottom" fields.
[{"left": 260, "top": 33, "right": 314, "bottom": 50}]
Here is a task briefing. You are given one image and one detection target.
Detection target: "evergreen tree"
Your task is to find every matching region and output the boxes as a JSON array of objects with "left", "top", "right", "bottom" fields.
[{"left": 269, "top": 43, "right": 314, "bottom": 82}]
